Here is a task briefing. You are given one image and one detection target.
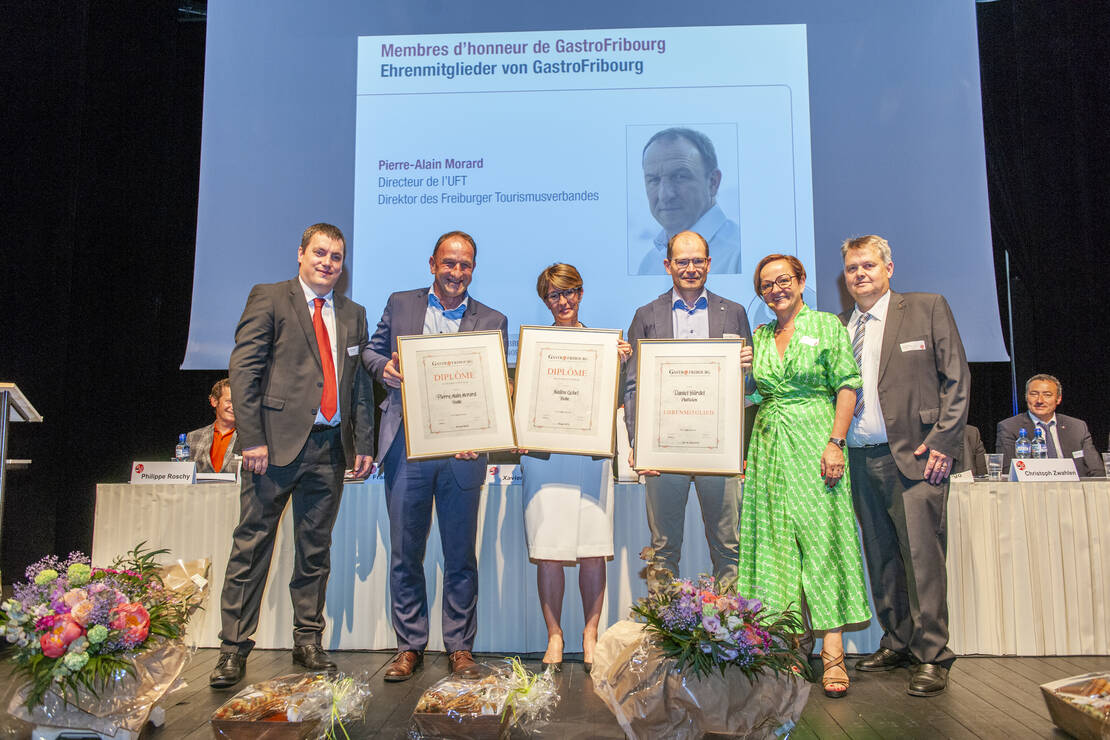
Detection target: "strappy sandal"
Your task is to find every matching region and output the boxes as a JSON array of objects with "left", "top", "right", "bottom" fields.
[{"left": 821, "top": 647, "right": 850, "bottom": 698}]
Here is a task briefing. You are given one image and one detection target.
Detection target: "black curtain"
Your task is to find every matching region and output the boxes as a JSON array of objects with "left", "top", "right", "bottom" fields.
[{"left": 1, "top": 0, "right": 1107, "bottom": 579}]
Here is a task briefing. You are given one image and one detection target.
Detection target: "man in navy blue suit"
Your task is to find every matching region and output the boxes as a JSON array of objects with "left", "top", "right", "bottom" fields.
[{"left": 362, "top": 230, "right": 507, "bottom": 681}]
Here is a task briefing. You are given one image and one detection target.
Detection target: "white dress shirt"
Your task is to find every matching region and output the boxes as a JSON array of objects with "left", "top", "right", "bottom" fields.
[
  {"left": 847, "top": 290, "right": 891, "bottom": 447},
  {"left": 423, "top": 287, "right": 468, "bottom": 335},
  {"left": 670, "top": 288, "right": 710, "bottom": 339},
  {"left": 1028, "top": 412, "right": 1062, "bottom": 457},
  {"left": 298, "top": 277, "right": 341, "bottom": 425}
]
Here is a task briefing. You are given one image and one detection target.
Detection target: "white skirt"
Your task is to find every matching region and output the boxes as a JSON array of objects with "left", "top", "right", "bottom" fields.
[{"left": 520, "top": 453, "right": 615, "bottom": 562}]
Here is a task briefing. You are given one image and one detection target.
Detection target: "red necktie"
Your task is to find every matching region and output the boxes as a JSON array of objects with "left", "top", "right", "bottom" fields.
[{"left": 312, "top": 297, "right": 338, "bottom": 421}]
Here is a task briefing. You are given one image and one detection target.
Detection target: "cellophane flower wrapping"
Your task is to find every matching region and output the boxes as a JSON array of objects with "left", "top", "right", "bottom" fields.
[
  {"left": 408, "top": 658, "right": 559, "bottom": 739},
  {"left": 4, "top": 552, "right": 210, "bottom": 734},
  {"left": 210, "top": 673, "right": 373, "bottom": 740},
  {"left": 591, "top": 620, "right": 810, "bottom": 740}
]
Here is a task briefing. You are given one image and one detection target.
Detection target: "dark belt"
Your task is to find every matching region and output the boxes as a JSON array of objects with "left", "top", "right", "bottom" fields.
[
  {"left": 310, "top": 423, "right": 340, "bottom": 433},
  {"left": 848, "top": 442, "right": 889, "bottom": 450}
]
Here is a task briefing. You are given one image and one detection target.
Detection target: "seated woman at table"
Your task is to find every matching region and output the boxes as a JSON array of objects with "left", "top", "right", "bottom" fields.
[
  {"left": 737, "top": 254, "right": 872, "bottom": 698},
  {"left": 519, "top": 263, "right": 631, "bottom": 671}
]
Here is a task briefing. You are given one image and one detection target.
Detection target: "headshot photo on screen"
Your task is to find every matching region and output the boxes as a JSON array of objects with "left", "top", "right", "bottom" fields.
[{"left": 627, "top": 123, "right": 741, "bottom": 276}]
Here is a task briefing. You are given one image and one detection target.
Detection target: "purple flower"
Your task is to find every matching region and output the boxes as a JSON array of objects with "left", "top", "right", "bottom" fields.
[{"left": 702, "top": 614, "right": 721, "bottom": 633}]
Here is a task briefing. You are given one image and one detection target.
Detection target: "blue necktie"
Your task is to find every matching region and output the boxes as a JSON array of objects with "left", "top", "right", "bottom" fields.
[
  {"left": 429, "top": 292, "right": 467, "bottom": 321},
  {"left": 1038, "top": 420, "right": 1058, "bottom": 458},
  {"left": 673, "top": 296, "right": 708, "bottom": 315}
]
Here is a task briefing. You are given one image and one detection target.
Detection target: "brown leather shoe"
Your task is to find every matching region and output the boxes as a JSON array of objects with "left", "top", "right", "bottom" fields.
[
  {"left": 448, "top": 649, "right": 481, "bottom": 678},
  {"left": 384, "top": 650, "right": 423, "bottom": 682}
]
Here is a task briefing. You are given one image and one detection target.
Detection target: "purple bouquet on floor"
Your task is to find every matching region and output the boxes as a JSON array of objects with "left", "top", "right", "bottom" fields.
[
  {"left": 631, "top": 557, "right": 811, "bottom": 680},
  {"left": 0, "top": 543, "right": 201, "bottom": 709}
]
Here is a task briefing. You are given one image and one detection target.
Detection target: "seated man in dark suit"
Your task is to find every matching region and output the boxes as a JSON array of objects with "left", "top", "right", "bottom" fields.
[
  {"left": 187, "top": 378, "right": 239, "bottom": 474},
  {"left": 996, "top": 374, "right": 1101, "bottom": 476},
  {"left": 955, "top": 424, "right": 986, "bottom": 477}
]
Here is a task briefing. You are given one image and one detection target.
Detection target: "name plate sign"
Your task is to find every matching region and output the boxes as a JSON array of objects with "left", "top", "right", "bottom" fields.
[
  {"left": 130, "top": 461, "right": 196, "bottom": 484},
  {"left": 1008, "top": 458, "right": 1079, "bottom": 482}
]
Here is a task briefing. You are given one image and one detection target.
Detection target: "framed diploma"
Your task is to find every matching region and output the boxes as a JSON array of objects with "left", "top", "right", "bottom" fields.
[
  {"left": 397, "top": 330, "right": 515, "bottom": 459},
  {"left": 633, "top": 338, "right": 745, "bottom": 475},
  {"left": 512, "top": 325, "right": 622, "bottom": 456}
]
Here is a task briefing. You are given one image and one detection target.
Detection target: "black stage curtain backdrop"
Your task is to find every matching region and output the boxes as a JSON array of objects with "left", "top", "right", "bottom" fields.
[{"left": 1, "top": 1, "right": 1107, "bottom": 579}]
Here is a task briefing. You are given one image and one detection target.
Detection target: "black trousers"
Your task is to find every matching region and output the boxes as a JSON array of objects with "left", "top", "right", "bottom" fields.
[
  {"left": 218, "top": 426, "right": 345, "bottom": 655},
  {"left": 848, "top": 444, "right": 955, "bottom": 668}
]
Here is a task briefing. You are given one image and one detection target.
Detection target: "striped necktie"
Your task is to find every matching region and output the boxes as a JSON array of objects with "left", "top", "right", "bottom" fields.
[
  {"left": 852, "top": 312, "right": 871, "bottom": 420},
  {"left": 1038, "top": 420, "right": 1059, "bottom": 458}
]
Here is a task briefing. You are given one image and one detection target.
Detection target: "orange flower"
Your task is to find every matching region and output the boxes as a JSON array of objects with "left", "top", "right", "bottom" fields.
[{"left": 109, "top": 602, "right": 150, "bottom": 643}]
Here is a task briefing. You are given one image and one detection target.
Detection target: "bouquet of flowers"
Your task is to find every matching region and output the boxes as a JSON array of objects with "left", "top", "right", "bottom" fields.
[
  {"left": 0, "top": 543, "right": 202, "bottom": 710},
  {"left": 630, "top": 573, "right": 812, "bottom": 681}
]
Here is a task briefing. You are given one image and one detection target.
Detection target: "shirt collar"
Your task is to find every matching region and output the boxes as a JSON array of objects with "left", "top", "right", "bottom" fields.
[
  {"left": 1028, "top": 411, "right": 1057, "bottom": 427},
  {"left": 652, "top": 204, "right": 728, "bottom": 251},
  {"left": 298, "top": 277, "right": 333, "bottom": 305},
  {"left": 428, "top": 287, "right": 469, "bottom": 320},
  {"left": 850, "top": 289, "right": 892, "bottom": 325},
  {"left": 671, "top": 288, "right": 709, "bottom": 314}
]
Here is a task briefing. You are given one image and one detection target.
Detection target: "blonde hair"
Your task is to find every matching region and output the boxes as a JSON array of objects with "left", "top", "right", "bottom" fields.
[
  {"left": 840, "top": 235, "right": 892, "bottom": 264},
  {"left": 536, "top": 263, "right": 583, "bottom": 299}
]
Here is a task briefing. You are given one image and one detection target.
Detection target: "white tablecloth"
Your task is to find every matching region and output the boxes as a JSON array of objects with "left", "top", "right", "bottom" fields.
[
  {"left": 94, "top": 480, "right": 885, "bottom": 652},
  {"left": 946, "top": 479, "right": 1110, "bottom": 655}
]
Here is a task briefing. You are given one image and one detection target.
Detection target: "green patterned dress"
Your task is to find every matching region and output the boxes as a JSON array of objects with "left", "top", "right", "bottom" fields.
[{"left": 737, "top": 305, "right": 872, "bottom": 629}]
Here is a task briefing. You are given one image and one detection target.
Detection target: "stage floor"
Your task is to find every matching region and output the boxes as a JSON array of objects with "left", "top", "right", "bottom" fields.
[{"left": 0, "top": 649, "right": 1105, "bottom": 738}]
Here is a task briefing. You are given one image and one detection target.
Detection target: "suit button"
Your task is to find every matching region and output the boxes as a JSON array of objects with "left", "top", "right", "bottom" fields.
[
  {"left": 317, "top": 382, "right": 323, "bottom": 388},
  {"left": 311, "top": 408, "right": 318, "bottom": 414}
]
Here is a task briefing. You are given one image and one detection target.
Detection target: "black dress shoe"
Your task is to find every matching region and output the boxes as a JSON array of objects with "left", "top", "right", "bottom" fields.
[
  {"left": 907, "top": 663, "right": 949, "bottom": 697},
  {"left": 384, "top": 650, "right": 423, "bottom": 682},
  {"left": 209, "top": 652, "right": 246, "bottom": 688},
  {"left": 855, "top": 647, "right": 913, "bottom": 672},
  {"left": 292, "top": 644, "right": 338, "bottom": 672}
]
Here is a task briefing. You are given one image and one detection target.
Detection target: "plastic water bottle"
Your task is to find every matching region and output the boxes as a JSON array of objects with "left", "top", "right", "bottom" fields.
[
  {"left": 175, "top": 433, "right": 191, "bottom": 462},
  {"left": 1031, "top": 428, "right": 1047, "bottom": 459},
  {"left": 1014, "top": 428, "right": 1032, "bottom": 459}
]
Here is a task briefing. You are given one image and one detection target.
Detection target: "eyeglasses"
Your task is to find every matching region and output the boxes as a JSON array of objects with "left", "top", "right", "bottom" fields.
[
  {"left": 759, "top": 274, "right": 797, "bottom": 294},
  {"left": 670, "top": 258, "right": 707, "bottom": 269},
  {"left": 545, "top": 288, "right": 582, "bottom": 303}
]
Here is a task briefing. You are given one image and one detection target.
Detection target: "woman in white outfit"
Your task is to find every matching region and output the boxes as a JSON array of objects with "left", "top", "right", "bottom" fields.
[{"left": 519, "top": 263, "right": 631, "bottom": 671}]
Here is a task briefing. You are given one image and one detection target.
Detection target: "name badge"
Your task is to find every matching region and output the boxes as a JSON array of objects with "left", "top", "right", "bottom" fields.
[
  {"left": 900, "top": 340, "right": 926, "bottom": 352},
  {"left": 1072, "top": 450, "right": 1084, "bottom": 459},
  {"left": 799, "top": 335, "right": 819, "bottom": 347},
  {"left": 347, "top": 345, "right": 359, "bottom": 357}
]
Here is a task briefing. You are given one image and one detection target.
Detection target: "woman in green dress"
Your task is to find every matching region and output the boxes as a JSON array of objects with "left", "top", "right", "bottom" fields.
[{"left": 738, "top": 254, "right": 871, "bottom": 698}]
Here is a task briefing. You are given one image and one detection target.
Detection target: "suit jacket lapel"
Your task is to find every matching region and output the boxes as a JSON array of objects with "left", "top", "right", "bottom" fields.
[
  {"left": 402, "top": 288, "right": 431, "bottom": 338},
  {"left": 653, "top": 293, "right": 674, "bottom": 338},
  {"left": 707, "top": 292, "right": 724, "bottom": 338},
  {"left": 459, "top": 297, "right": 479, "bottom": 332},
  {"left": 877, "top": 291, "right": 904, "bottom": 386},
  {"left": 289, "top": 280, "right": 323, "bottom": 371},
  {"left": 333, "top": 294, "right": 351, "bottom": 387}
]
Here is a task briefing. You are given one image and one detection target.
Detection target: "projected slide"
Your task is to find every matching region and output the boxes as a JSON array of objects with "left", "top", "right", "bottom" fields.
[{"left": 353, "top": 24, "right": 814, "bottom": 360}]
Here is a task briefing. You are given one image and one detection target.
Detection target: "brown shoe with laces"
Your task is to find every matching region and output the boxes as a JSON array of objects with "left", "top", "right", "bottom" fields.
[
  {"left": 383, "top": 650, "right": 422, "bottom": 682},
  {"left": 449, "top": 649, "right": 481, "bottom": 678}
]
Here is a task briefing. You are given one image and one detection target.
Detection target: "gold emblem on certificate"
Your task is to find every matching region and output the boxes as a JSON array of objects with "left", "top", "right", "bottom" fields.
[
  {"left": 397, "top": 331, "right": 515, "bottom": 459},
  {"left": 513, "top": 326, "right": 622, "bottom": 456}
]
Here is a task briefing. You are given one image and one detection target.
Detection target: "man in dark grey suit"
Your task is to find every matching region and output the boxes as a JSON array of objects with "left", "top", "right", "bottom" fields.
[
  {"left": 362, "top": 230, "right": 508, "bottom": 682},
  {"left": 996, "top": 374, "right": 1102, "bottom": 476},
  {"left": 625, "top": 230, "right": 753, "bottom": 586},
  {"left": 840, "top": 235, "right": 969, "bottom": 697},
  {"left": 210, "top": 223, "right": 375, "bottom": 688},
  {"left": 187, "top": 378, "right": 238, "bottom": 474}
]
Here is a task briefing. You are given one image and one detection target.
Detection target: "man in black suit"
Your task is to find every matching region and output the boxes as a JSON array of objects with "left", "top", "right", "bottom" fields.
[
  {"left": 624, "top": 229, "right": 753, "bottom": 586},
  {"left": 210, "top": 223, "right": 375, "bottom": 688},
  {"left": 996, "top": 374, "right": 1101, "bottom": 476},
  {"left": 840, "top": 235, "right": 969, "bottom": 697}
]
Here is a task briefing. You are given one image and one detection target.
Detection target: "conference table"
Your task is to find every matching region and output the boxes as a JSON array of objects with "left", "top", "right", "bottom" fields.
[{"left": 92, "top": 476, "right": 1109, "bottom": 656}]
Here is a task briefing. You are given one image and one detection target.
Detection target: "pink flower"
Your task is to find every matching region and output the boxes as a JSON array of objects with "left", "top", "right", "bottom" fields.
[
  {"left": 109, "top": 602, "right": 150, "bottom": 643},
  {"left": 63, "top": 589, "right": 88, "bottom": 609},
  {"left": 69, "top": 600, "right": 94, "bottom": 626},
  {"left": 40, "top": 616, "right": 84, "bottom": 658}
]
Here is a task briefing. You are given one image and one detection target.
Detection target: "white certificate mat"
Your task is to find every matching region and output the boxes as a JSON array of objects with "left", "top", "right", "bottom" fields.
[
  {"left": 397, "top": 330, "right": 515, "bottom": 459},
  {"left": 513, "top": 326, "right": 621, "bottom": 455},
  {"left": 633, "top": 339, "right": 744, "bottom": 474}
]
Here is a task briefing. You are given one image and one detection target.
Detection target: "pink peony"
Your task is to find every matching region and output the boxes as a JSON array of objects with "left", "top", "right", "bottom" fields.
[
  {"left": 40, "top": 616, "right": 84, "bottom": 658},
  {"left": 69, "top": 600, "right": 94, "bottom": 626},
  {"left": 63, "top": 589, "right": 88, "bottom": 609},
  {"left": 109, "top": 602, "right": 150, "bottom": 643}
]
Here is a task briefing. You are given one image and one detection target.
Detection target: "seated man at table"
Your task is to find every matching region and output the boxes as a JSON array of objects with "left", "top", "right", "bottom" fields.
[
  {"left": 954, "top": 424, "right": 986, "bottom": 478},
  {"left": 187, "top": 378, "right": 238, "bottom": 474},
  {"left": 996, "top": 373, "right": 1101, "bottom": 476}
]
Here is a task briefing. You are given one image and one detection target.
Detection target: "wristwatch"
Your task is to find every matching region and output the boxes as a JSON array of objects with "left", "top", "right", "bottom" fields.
[{"left": 828, "top": 436, "right": 846, "bottom": 449}]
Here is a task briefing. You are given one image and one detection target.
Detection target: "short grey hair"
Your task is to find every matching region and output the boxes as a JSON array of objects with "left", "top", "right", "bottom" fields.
[
  {"left": 841, "top": 235, "right": 892, "bottom": 264},
  {"left": 1025, "top": 373, "right": 1062, "bottom": 396}
]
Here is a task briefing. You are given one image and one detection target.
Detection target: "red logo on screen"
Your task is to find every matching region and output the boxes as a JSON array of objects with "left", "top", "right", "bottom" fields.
[
  {"left": 488, "top": 466, "right": 498, "bottom": 476},
  {"left": 134, "top": 464, "right": 144, "bottom": 474},
  {"left": 1015, "top": 461, "right": 1025, "bottom": 471}
]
